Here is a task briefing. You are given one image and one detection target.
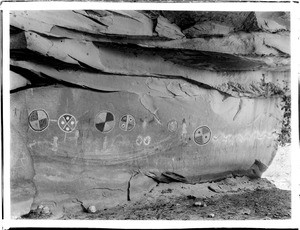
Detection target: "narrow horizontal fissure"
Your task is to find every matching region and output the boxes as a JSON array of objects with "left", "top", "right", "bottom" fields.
[
  {"left": 27, "top": 30, "right": 72, "bottom": 41},
  {"left": 50, "top": 25, "right": 171, "bottom": 41},
  {"left": 10, "top": 49, "right": 99, "bottom": 73},
  {"left": 184, "top": 31, "right": 226, "bottom": 39},
  {"left": 10, "top": 67, "right": 119, "bottom": 94},
  {"left": 94, "top": 34, "right": 287, "bottom": 61},
  {"left": 269, "top": 29, "right": 290, "bottom": 34},
  {"left": 66, "top": 54, "right": 104, "bottom": 72},
  {"left": 89, "top": 187, "right": 124, "bottom": 192},
  {"left": 263, "top": 42, "right": 290, "bottom": 57},
  {"left": 177, "top": 75, "right": 235, "bottom": 98},
  {"left": 93, "top": 41, "right": 276, "bottom": 72},
  {"left": 11, "top": 49, "right": 186, "bottom": 77},
  {"left": 11, "top": 64, "right": 235, "bottom": 98},
  {"left": 178, "top": 75, "right": 216, "bottom": 91},
  {"left": 11, "top": 47, "right": 229, "bottom": 83},
  {"left": 10, "top": 65, "right": 56, "bottom": 93},
  {"left": 11, "top": 49, "right": 165, "bottom": 77},
  {"left": 11, "top": 84, "right": 52, "bottom": 94}
]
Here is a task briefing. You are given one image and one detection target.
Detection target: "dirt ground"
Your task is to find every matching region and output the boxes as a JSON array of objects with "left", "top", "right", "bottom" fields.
[
  {"left": 24, "top": 145, "right": 291, "bottom": 220},
  {"left": 60, "top": 187, "right": 290, "bottom": 220}
]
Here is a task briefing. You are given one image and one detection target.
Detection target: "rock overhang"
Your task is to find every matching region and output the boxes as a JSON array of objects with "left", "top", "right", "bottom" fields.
[{"left": 9, "top": 10, "right": 290, "bottom": 218}]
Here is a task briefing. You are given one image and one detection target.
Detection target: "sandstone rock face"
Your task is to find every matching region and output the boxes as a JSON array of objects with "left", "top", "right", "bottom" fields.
[
  {"left": 10, "top": 10, "right": 290, "bottom": 218},
  {"left": 11, "top": 93, "right": 36, "bottom": 218}
]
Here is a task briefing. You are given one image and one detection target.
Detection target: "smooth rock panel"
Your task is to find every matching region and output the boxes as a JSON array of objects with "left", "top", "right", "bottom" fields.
[
  {"left": 10, "top": 85, "right": 283, "bottom": 213},
  {"left": 11, "top": 93, "right": 36, "bottom": 218}
]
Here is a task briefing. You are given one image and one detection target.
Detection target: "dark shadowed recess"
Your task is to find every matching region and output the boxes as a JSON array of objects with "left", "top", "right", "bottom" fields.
[{"left": 10, "top": 65, "right": 119, "bottom": 94}]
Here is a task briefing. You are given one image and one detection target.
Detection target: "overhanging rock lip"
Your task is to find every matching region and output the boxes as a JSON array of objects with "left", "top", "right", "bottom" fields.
[
  {"left": 10, "top": 33, "right": 290, "bottom": 72},
  {"left": 10, "top": 59, "right": 291, "bottom": 99},
  {"left": 143, "top": 160, "right": 269, "bottom": 185}
]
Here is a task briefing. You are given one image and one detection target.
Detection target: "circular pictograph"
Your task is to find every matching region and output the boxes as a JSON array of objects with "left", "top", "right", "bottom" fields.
[
  {"left": 28, "top": 109, "right": 49, "bottom": 132},
  {"left": 95, "top": 111, "right": 115, "bottom": 133},
  {"left": 194, "top": 126, "right": 212, "bottom": 146},
  {"left": 167, "top": 120, "right": 178, "bottom": 132},
  {"left": 119, "top": 114, "right": 135, "bottom": 131},
  {"left": 58, "top": 113, "right": 77, "bottom": 133}
]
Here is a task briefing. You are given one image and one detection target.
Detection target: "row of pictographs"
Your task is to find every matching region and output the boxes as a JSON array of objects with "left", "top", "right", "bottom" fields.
[
  {"left": 28, "top": 109, "right": 211, "bottom": 146},
  {"left": 28, "top": 109, "right": 136, "bottom": 134}
]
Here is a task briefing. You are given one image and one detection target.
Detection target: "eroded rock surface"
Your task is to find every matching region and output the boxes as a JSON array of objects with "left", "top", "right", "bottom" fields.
[{"left": 10, "top": 10, "right": 290, "bottom": 218}]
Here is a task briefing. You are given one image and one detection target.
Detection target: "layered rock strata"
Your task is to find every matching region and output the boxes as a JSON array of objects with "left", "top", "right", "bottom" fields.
[{"left": 10, "top": 10, "right": 290, "bottom": 218}]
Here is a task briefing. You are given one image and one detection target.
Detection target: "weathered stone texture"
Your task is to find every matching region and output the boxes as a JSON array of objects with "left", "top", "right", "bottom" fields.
[{"left": 9, "top": 10, "right": 290, "bottom": 218}]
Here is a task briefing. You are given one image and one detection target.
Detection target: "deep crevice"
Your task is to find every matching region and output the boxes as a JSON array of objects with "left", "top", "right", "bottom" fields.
[
  {"left": 10, "top": 25, "right": 24, "bottom": 35},
  {"left": 10, "top": 67, "right": 120, "bottom": 94},
  {"left": 10, "top": 64, "right": 236, "bottom": 98},
  {"left": 127, "top": 172, "right": 139, "bottom": 201},
  {"left": 50, "top": 25, "right": 169, "bottom": 41},
  {"left": 11, "top": 49, "right": 98, "bottom": 73}
]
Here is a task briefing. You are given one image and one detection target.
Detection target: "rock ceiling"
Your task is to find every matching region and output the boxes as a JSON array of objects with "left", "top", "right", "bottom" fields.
[{"left": 10, "top": 10, "right": 290, "bottom": 97}]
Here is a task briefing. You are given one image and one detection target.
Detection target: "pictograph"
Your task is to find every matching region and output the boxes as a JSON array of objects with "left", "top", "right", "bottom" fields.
[
  {"left": 95, "top": 111, "right": 115, "bottom": 133},
  {"left": 143, "top": 136, "right": 151, "bottom": 145},
  {"left": 136, "top": 136, "right": 143, "bottom": 146},
  {"left": 58, "top": 113, "right": 77, "bottom": 133},
  {"left": 167, "top": 119, "right": 178, "bottom": 132},
  {"left": 119, "top": 114, "right": 135, "bottom": 131},
  {"left": 194, "top": 126, "right": 212, "bottom": 146},
  {"left": 28, "top": 109, "right": 49, "bottom": 132}
]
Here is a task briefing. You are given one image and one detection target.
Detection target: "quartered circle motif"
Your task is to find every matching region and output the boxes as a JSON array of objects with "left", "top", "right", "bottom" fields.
[
  {"left": 28, "top": 109, "right": 49, "bottom": 132},
  {"left": 95, "top": 111, "right": 115, "bottom": 133},
  {"left": 194, "top": 126, "right": 212, "bottom": 146},
  {"left": 58, "top": 113, "right": 77, "bottom": 133},
  {"left": 119, "top": 114, "right": 135, "bottom": 131}
]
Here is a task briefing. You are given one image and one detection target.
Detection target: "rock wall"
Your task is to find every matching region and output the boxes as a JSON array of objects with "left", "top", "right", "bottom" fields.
[{"left": 10, "top": 10, "right": 290, "bottom": 218}]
